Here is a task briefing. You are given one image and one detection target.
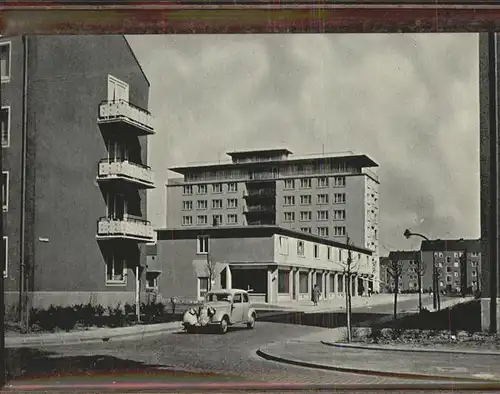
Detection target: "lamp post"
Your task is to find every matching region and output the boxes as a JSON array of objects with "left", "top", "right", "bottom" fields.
[{"left": 403, "top": 229, "right": 437, "bottom": 310}]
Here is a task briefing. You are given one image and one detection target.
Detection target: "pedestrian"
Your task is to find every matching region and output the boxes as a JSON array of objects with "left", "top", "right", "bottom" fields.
[{"left": 312, "top": 284, "right": 320, "bottom": 306}]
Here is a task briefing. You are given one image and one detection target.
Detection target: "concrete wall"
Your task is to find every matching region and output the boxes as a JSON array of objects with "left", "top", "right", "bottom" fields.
[{"left": 156, "top": 235, "right": 275, "bottom": 301}]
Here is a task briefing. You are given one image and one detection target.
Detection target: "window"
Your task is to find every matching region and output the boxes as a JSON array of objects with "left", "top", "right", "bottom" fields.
[
  {"left": 197, "top": 235, "right": 209, "bottom": 254},
  {"left": 278, "top": 236, "right": 289, "bottom": 255},
  {"left": 438, "top": 262, "right": 443, "bottom": 268},
  {"left": 454, "top": 272, "right": 459, "bottom": 277},
  {"left": 0, "top": 42, "right": 10, "bottom": 82},
  {"left": 334, "top": 226, "right": 346, "bottom": 237},
  {"left": 318, "top": 227, "right": 329, "bottom": 237},
  {"left": 105, "top": 252, "right": 126, "bottom": 284},
  {"left": 471, "top": 261, "right": 478, "bottom": 267},
  {"left": 284, "top": 196, "right": 295, "bottom": 206},
  {"left": 212, "top": 199, "right": 223, "bottom": 209},
  {"left": 284, "top": 212, "right": 295, "bottom": 222},
  {"left": 243, "top": 293, "right": 249, "bottom": 303},
  {"left": 3, "top": 236, "right": 7, "bottom": 278},
  {"left": 300, "top": 178, "right": 312, "bottom": 189},
  {"left": 2, "top": 171, "right": 7, "bottom": 211},
  {"left": 454, "top": 252, "right": 459, "bottom": 258},
  {"left": 197, "top": 185, "right": 207, "bottom": 195},
  {"left": 446, "top": 266, "right": 452, "bottom": 273},
  {"left": 228, "top": 182, "right": 238, "bottom": 193},
  {"left": 317, "top": 177, "right": 329, "bottom": 188},
  {"left": 446, "top": 256, "right": 452, "bottom": 263},
  {"left": 213, "top": 183, "right": 222, "bottom": 193},
  {"left": 197, "top": 215, "right": 208, "bottom": 225},
  {"left": 227, "top": 214, "right": 238, "bottom": 224},
  {"left": 299, "top": 271, "right": 309, "bottom": 293},
  {"left": 197, "top": 200, "right": 208, "bottom": 210},
  {"left": 146, "top": 272, "right": 159, "bottom": 290},
  {"left": 334, "top": 210, "right": 346, "bottom": 220},
  {"left": 317, "top": 194, "right": 329, "bottom": 204},
  {"left": 453, "top": 262, "right": 459, "bottom": 268},
  {"left": 338, "top": 249, "right": 343, "bottom": 261},
  {"left": 300, "top": 195, "right": 312, "bottom": 205},
  {"left": 327, "top": 247, "right": 332, "bottom": 260},
  {"left": 233, "top": 293, "right": 242, "bottom": 303},
  {"left": 182, "top": 201, "right": 193, "bottom": 210},
  {"left": 1, "top": 106, "right": 9, "bottom": 147},
  {"left": 333, "top": 176, "right": 346, "bottom": 187},
  {"left": 446, "top": 275, "right": 452, "bottom": 283},
  {"left": 300, "top": 211, "right": 312, "bottom": 221},
  {"left": 334, "top": 193, "right": 346, "bottom": 203},
  {"left": 278, "top": 270, "right": 290, "bottom": 294},
  {"left": 472, "top": 270, "right": 477, "bottom": 277},
  {"left": 284, "top": 179, "right": 295, "bottom": 189},
  {"left": 182, "top": 216, "right": 192, "bottom": 226},
  {"left": 183, "top": 185, "right": 193, "bottom": 195},
  {"left": 329, "top": 274, "right": 335, "bottom": 292},
  {"left": 313, "top": 244, "right": 320, "bottom": 259},
  {"left": 317, "top": 211, "right": 328, "bottom": 221},
  {"left": 227, "top": 199, "right": 238, "bottom": 209},
  {"left": 297, "top": 240, "right": 305, "bottom": 256},
  {"left": 300, "top": 227, "right": 312, "bottom": 233},
  {"left": 212, "top": 214, "right": 223, "bottom": 226},
  {"left": 198, "top": 277, "right": 209, "bottom": 298}
]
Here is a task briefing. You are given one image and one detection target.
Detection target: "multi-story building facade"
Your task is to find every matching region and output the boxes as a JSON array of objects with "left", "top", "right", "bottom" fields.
[
  {"left": 1, "top": 36, "right": 155, "bottom": 310},
  {"left": 166, "top": 148, "right": 380, "bottom": 291},
  {"left": 152, "top": 225, "right": 373, "bottom": 304},
  {"left": 421, "top": 239, "right": 481, "bottom": 295},
  {"left": 383, "top": 251, "right": 420, "bottom": 293}
]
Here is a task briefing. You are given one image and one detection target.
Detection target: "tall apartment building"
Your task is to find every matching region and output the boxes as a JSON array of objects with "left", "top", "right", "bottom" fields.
[
  {"left": 0, "top": 36, "right": 155, "bottom": 310},
  {"left": 421, "top": 239, "right": 481, "bottom": 295},
  {"left": 166, "top": 148, "right": 380, "bottom": 291}
]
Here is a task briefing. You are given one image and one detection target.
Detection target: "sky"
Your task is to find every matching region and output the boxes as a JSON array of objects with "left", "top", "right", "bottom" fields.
[{"left": 126, "top": 33, "right": 480, "bottom": 253}]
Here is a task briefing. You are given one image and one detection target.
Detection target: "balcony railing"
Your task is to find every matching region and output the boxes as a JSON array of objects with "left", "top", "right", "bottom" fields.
[
  {"left": 243, "top": 189, "right": 276, "bottom": 198},
  {"left": 244, "top": 205, "right": 276, "bottom": 214},
  {"left": 97, "top": 159, "right": 155, "bottom": 189},
  {"left": 97, "top": 217, "right": 154, "bottom": 242},
  {"left": 98, "top": 100, "right": 155, "bottom": 135}
]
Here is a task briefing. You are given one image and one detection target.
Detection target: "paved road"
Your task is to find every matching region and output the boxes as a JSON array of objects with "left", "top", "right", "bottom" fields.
[
  {"left": 8, "top": 322, "right": 421, "bottom": 386},
  {"left": 353, "top": 295, "right": 434, "bottom": 315}
]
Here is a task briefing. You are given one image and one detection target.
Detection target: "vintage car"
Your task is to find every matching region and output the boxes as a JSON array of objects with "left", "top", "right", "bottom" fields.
[{"left": 182, "top": 289, "right": 257, "bottom": 334}]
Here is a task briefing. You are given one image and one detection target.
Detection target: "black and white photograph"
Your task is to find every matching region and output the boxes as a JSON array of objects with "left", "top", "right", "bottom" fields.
[{"left": 1, "top": 2, "right": 500, "bottom": 393}]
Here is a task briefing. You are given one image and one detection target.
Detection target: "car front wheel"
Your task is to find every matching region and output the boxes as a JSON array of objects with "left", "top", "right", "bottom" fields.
[
  {"left": 247, "top": 313, "right": 256, "bottom": 329},
  {"left": 219, "top": 317, "right": 229, "bottom": 334}
]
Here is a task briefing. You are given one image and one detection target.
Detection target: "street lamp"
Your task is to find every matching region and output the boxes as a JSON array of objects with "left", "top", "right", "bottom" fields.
[{"left": 403, "top": 229, "right": 438, "bottom": 310}]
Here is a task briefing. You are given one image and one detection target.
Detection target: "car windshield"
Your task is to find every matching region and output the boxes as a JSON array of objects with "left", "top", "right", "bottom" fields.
[{"left": 205, "top": 293, "right": 232, "bottom": 302}]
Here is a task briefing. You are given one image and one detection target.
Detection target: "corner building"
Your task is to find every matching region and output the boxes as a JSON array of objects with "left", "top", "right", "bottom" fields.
[
  {"left": 166, "top": 149, "right": 380, "bottom": 291},
  {"left": 0, "top": 36, "right": 155, "bottom": 309}
]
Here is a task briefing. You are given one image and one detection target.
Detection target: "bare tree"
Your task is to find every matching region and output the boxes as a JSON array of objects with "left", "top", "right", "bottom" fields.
[
  {"left": 339, "top": 235, "right": 360, "bottom": 343},
  {"left": 206, "top": 252, "right": 215, "bottom": 291},
  {"left": 414, "top": 255, "right": 426, "bottom": 312},
  {"left": 387, "top": 252, "right": 407, "bottom": 320},
  {"left": 435, "top": 265, "right": 443, "bottom": 310}
]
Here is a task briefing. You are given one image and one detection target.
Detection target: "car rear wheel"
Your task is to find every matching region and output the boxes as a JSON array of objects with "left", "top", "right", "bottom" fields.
[
  {"left": 247, "top": 313, "right": 256, "bottom": 329},
  {"left": 219, "top": 317, "right": 229, "bottom": 334}
]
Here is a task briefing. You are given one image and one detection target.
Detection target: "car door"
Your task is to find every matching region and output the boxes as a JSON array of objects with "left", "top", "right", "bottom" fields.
[
  {"left": 241, "top": 292, "right": 251, "bottom": 322},
  {"left": 231, "top": 292, "right": 245, "bottom": 323}
]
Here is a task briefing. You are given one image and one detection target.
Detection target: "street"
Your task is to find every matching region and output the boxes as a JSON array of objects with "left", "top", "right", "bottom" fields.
[{"left": 6, "top": 298, "right": 431, "bottom": 387}]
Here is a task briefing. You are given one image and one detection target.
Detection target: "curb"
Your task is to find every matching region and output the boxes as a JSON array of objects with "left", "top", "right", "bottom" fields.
[
  {"left": 6, "top": 326, "right": 181, "bottom": 348},
  {"left": 321, "top": 341, "right": 500, "bottom": 356},
  {"left": 256, "top": 346, "right": 497, "bottom": 383}
]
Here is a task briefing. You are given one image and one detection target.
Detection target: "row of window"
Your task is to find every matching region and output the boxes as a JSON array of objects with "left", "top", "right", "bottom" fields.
[
  {"left": 183, "top": 182, "right": 238, "bottom": 196},
  {"left": 283, "top": 209, "right": 346, "bottom": 222},
  {"left": 284, "top": 176, "right": 346, "bottom": 189},
  {"left": 182, "top": 214, "right": 238, "bottom": 226},
  {"left": 278, "top": 270, "right": 349, "bottom": 294},
  {"left": 182, "top": 198, "right": 238, "bottom": 210},
  {"left": 298, "top": 226, "right": 346, "bottom": 237},
  {"left": 433, "top": 251, "right": 480, "bottom": 258},
  {"left": 284, "top": 193, "right": 346, "bottom": 206},
  {"left": 1, "top": 42, "right": 10, "bottom": 148}
]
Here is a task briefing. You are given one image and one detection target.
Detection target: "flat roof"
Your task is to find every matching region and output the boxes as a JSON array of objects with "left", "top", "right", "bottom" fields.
[
  {"left": 421, "top": 238, "right": 481, "bottom": 253},
  {"left": 169, "top": 154, "right": 378, "bottom": 175},
  {"left": 226, "top": 148, "right": 293, "bottom": 158},
  {"left": 388, "top": 250, "right": 420, "bottom": 261},
  {"left": 155, "top": 225, "right": 373, "bottom": 255}
]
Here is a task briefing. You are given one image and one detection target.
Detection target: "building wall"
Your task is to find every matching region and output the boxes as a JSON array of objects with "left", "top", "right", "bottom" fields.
[
  {"left": 3, "top": 36, "right": 151, "bottom": 308},
  {"left": 1, "top": 36, "right": 25, "bottom": 296},
  {"left": 155, "top": 236, "right": 275, "bottom": 301}
]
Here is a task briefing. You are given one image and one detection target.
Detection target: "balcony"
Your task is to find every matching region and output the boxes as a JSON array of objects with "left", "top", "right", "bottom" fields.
[
  {"left": 97, "top": 100, "right": 155, "bottom": 136},
  {"left": 96, "top": 217, "right": 154, "bottom": 242},
  {"left": 97, "top": 159, "right": 155, "bottom": 189},
  {"left": 243, "top": 189, "right": 276, "bottom": 198},
  {"left": 244, "top": 205, "right": 276, "bottom": 214}
]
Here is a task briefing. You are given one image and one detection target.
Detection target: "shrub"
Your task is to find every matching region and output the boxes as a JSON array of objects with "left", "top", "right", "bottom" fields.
[
  {"left": 107, "top": 303, "right": 127, "bottom": 328},
  {"left": 56, "top": 306, "right": 78, "bottom": 331}
]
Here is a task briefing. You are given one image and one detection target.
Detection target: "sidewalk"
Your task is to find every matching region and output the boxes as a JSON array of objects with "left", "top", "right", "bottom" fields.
[
  {"left": 257, "top": 339, "right": 500, "bottom": 382},
  {"left": 5, "top": 321, "right": 182, "bottom": 348}
]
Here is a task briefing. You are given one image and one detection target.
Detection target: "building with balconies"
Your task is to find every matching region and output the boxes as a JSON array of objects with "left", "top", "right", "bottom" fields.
[
  {"left": 166, "top": 148, "right": 381, "bottom": 292},
  {"left": 0, "top": 35, "right": 155, "bottom": 310}
]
